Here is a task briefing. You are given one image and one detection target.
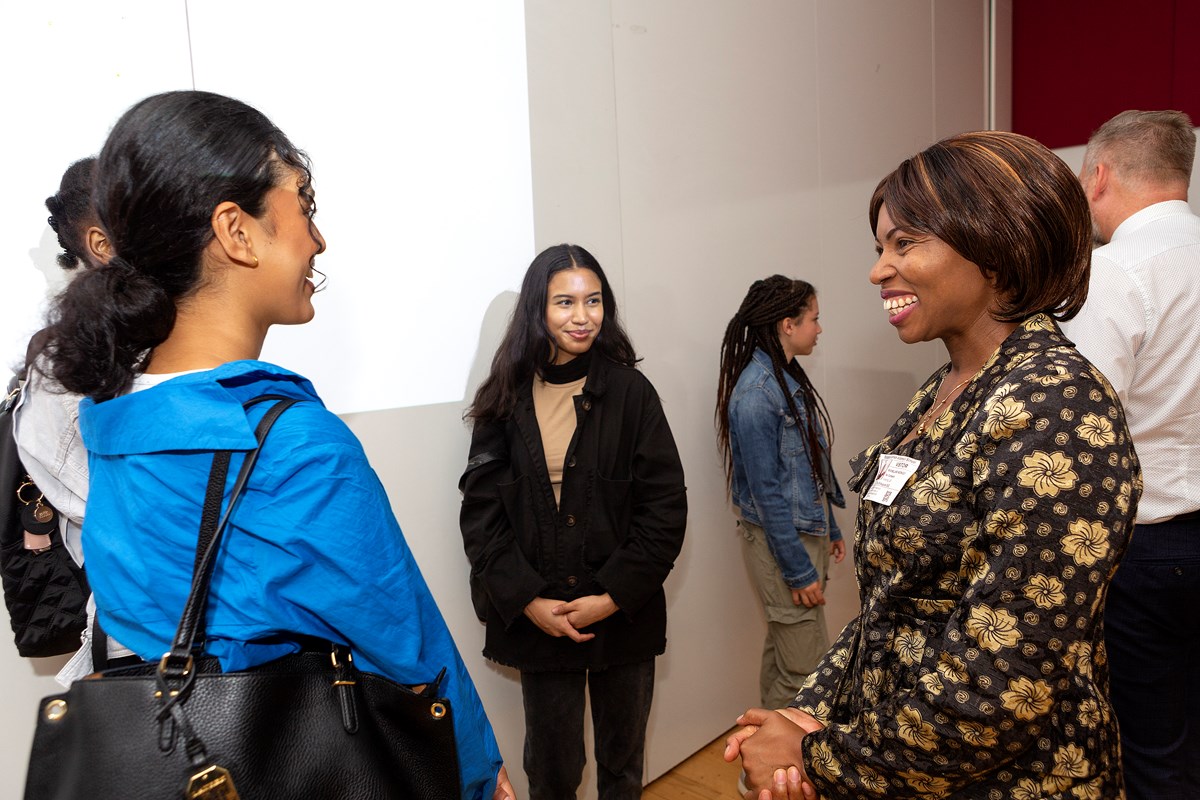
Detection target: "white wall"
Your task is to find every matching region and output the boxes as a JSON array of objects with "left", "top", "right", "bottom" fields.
[
  {"left": 514, "top": 1, "right": 993, "bottom": 795},
  {"left": 0, "top": 3, "right": 999, "bottom": 799},
  {"left": 0, "top": 1, "right": 535, "bottom": 414}
]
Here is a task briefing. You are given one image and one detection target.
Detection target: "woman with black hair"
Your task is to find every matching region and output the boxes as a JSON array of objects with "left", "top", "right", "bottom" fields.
[
  {"left": 716, "top": 276, "right": 846, "bottom": 713},
  {"left": 459, "top": 243, "right": 687, "bottom": 800},
  {"left": 17, "top": 156, "right": 109, "bottom": 575},
  {"left": 43, "top": 157, "right": 111, "bottom": 273},
  {"left": 13, "top": 156, "right": 128, "bottom": 675},
  {"left": 36, "top": 91, "right": 508, "bottom": 800}
]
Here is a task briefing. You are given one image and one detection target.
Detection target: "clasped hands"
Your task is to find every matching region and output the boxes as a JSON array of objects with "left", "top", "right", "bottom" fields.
[
  {"left": 724, "top": 706, "right": 824, "bottom": 800},
  {"left": 523, "top": 593, "right": 618, "bottom": 642}
]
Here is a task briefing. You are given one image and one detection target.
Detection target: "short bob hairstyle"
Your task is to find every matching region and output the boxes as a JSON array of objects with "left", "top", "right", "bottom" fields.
[{"left": 869, "top": 130, "right": 1091, "bottom": 322}]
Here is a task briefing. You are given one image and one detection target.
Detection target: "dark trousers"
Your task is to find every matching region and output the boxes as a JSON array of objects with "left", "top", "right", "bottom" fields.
[
  {"left": 1105, "top": 515, "right": 1200, "bottom": 800},
  {"left": 520, "top": 660, "right": 655, "bottom": 800}
]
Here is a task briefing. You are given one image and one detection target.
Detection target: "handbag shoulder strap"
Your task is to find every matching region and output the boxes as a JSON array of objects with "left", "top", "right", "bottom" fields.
[
  {"left": 188, "top": 395, "right": 294, "bottom": 579},
  {"left": 160, "top": 395, "right": 299, "bottom": 678}
]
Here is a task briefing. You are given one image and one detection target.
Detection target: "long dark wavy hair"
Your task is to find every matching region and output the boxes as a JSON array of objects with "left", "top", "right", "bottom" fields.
[
  {"left": 44, "top": 157, "right": 99, "bottom": 271},
  {"left": 716, "top": 275, "right": 834, "bottom": 491},
  {"left": 467, "top": 243, "right": 638, "bottom": 425},
  {"left": 37, "top": 90, "right": 316, "bottom": 401}
]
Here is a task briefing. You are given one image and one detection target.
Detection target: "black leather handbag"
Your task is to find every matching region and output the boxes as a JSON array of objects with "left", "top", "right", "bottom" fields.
[{"left": 23, "top": 397, "right": 461, "bottom": 800}]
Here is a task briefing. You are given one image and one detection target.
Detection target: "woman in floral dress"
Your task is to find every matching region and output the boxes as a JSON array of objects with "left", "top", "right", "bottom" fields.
[{"left": 728, "top": 131, "right": 1141, "bottom": 800}]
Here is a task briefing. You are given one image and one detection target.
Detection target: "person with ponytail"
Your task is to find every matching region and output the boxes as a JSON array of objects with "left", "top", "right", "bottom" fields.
[
  {"left": 36, "top": 91, "right": 509, "bottom": 800},
  {"left": 459, "top": 243, "right": 687, "bottom": 800},
  {"left": 716, "top": 276, "right": 846, "bottom": 713}
]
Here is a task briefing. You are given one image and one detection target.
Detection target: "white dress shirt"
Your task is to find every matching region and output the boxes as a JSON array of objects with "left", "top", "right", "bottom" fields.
[{"left": 1061, "top": 200, "right": 1200, "bottom": 523}]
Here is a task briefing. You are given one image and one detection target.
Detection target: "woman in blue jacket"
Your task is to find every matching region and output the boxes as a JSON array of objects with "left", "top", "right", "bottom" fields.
[
  {"left": 35, "top": 90, "right": 509, "bottom": 800},
  {"left": 716, "top": 275, "right": 846, "bottom": 711}
]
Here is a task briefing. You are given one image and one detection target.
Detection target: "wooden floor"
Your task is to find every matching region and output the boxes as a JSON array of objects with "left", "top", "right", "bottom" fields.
[{"left": 642, "top": 728, "right": 742, "bottom": 800}]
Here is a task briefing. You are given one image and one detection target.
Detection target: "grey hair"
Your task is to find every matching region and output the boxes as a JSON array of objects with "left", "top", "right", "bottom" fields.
[{"left": 1085, "top": 109, "right": 1196, "bottom": 188}]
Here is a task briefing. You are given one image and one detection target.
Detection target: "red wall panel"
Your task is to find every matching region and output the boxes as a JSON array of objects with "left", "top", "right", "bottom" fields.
[{"left": 1012, "top": 0, "right": 1200, "bottom": 149}]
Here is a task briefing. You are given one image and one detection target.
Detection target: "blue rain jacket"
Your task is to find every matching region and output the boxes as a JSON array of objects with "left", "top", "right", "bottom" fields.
[{"left": 79, "top": 360, "right": 501, "bottom": 799}]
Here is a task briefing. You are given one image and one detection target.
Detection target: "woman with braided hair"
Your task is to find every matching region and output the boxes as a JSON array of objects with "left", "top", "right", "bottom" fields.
[{"left": 716, "top": 275, "right": 846, "bottom": 713}]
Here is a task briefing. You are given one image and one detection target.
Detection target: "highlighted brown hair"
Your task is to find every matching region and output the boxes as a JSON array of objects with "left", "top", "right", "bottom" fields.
[{"left": 870, "top": 130, "right": 1092, "bottom": 322}]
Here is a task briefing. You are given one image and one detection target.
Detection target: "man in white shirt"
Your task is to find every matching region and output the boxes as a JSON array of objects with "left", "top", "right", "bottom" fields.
[{"left": 1061, "top": 109, "right": 1200, "bottom": 800}]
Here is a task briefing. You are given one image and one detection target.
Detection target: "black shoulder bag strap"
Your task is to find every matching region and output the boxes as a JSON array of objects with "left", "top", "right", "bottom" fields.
[{"left": 153, "top": 395, "right": 299, "bottom": 780}]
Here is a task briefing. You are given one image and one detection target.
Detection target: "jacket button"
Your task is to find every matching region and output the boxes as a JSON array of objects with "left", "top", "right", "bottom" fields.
[
  {"left": 565, "top": 515, "right": 576, "bottom": 526},
  {"left": 567, "top": 456, "right": 576, "bottom": 468},
  {"left": 581, "top": 399, "right": 592, "bottom": 412},
  {"left": 566, "top": 576, "right": 578, "bottom": 587}
]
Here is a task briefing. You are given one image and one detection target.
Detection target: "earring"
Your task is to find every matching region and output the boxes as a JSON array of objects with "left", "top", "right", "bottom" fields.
[{"left": 252, "top": 255, "right": 259, "bottom": 266}]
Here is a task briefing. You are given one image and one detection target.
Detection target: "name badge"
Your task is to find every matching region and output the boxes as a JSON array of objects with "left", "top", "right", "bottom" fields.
[{"left": 863, "top": 453, "right": 922, "bottom": 506}]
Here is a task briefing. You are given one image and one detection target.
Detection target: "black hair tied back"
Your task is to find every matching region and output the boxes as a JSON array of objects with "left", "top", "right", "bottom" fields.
[
  {"left": 45, "top": 255, "right": 175, "bottom": 401},
  {"left": 35, "top": 90, "right": 309, "bottom": 400}
]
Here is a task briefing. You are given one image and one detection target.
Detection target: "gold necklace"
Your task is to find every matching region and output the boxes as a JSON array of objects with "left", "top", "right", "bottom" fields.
[{"left": 915, "top": 374, "right": 973, "bottom": 437}]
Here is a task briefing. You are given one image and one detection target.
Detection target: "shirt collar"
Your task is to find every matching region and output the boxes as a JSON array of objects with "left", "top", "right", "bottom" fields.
[
  {"left": 1109, "top": 199, "right": 1192, "bottom": 242},
  {"left": 751, "top": 348, "right": 801, "bottom": 395},
  {"left": 80, "top": 360, "right": 321, "bottom": 456}
]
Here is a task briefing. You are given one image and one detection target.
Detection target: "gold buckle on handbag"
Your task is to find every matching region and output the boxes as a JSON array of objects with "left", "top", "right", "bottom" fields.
[
  {"left": 186, "top": 764, "right": 240, "bottom": 800},
  {"left": 158, "top": 653, "right": 194, "bottom": 677},
  {"left": 154, "top": 653, "right": 194, "bottom": 697},
  {"left": 330, "top": 646, "right": 356, "bottom": 687}
]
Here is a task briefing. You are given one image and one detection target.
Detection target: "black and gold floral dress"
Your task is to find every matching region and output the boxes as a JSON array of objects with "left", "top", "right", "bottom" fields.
[{"left": 792, "top": 314, "right": 1141, "bottom": 799}]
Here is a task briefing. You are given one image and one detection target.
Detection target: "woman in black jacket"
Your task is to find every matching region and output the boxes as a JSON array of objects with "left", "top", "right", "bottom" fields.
[{"left": 460, "top": 243, "right": 687, "bottom": 800}]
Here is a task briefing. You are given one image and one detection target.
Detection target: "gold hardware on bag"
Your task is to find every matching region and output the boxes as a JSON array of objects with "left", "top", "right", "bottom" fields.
[
  {"left": 16, "top": 480, "right": 40, "bottom": 505},
  {"left": 330, "top": 646, "right": 356, "bottom": 686},
  {"left": 32, "top": 501, "right": 54, "bottom": 524},
  {"left": 153, "top": 689, "right": 182, "bottom": 698},
  {"left": 159, "top": 653, "right": 194, "bottom": 677},
  {"left": 430, "top": 702, "right": 447, "bottom": 719},
  {"left": 43, "top": 699, "right": 68, "bottom": 722},
  {"left": 186, "top": 764, "right": 240, "bottom": 800}
]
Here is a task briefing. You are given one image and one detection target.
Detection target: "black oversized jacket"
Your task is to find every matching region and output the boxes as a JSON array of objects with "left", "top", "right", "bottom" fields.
[{"left": 458, "top": 356, "right": 687, "bottom": 671}]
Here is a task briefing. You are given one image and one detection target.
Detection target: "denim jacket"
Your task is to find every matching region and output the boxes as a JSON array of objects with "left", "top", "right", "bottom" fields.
[
  {"left": 729, "top": 349, "right": 845, "bottom": 588},
  {"left": 12, "top": 366, "right": 88, "bottom": 567}
]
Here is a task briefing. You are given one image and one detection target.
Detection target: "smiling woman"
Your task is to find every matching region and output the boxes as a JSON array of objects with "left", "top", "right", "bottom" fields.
[
  {"left": 461, "top": 243, "right": 687, "bottom": 800},
  {"left": 728, "top": 132, "right": 1142, "bottom": 800},
  {"left": 31, "top": 89, "right": 509, "bottom": 800},
  {"left": 545, "top": 267, "right": 603, "bottom": 364},
  {"left": 238, "top": 173, "right": 326, "bottom": 330}
]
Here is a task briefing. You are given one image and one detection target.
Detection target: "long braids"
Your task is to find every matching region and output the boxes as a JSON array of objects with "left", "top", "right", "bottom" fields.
[{"left": 715, "top": 275, "right": 834, "bottom": 492}]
